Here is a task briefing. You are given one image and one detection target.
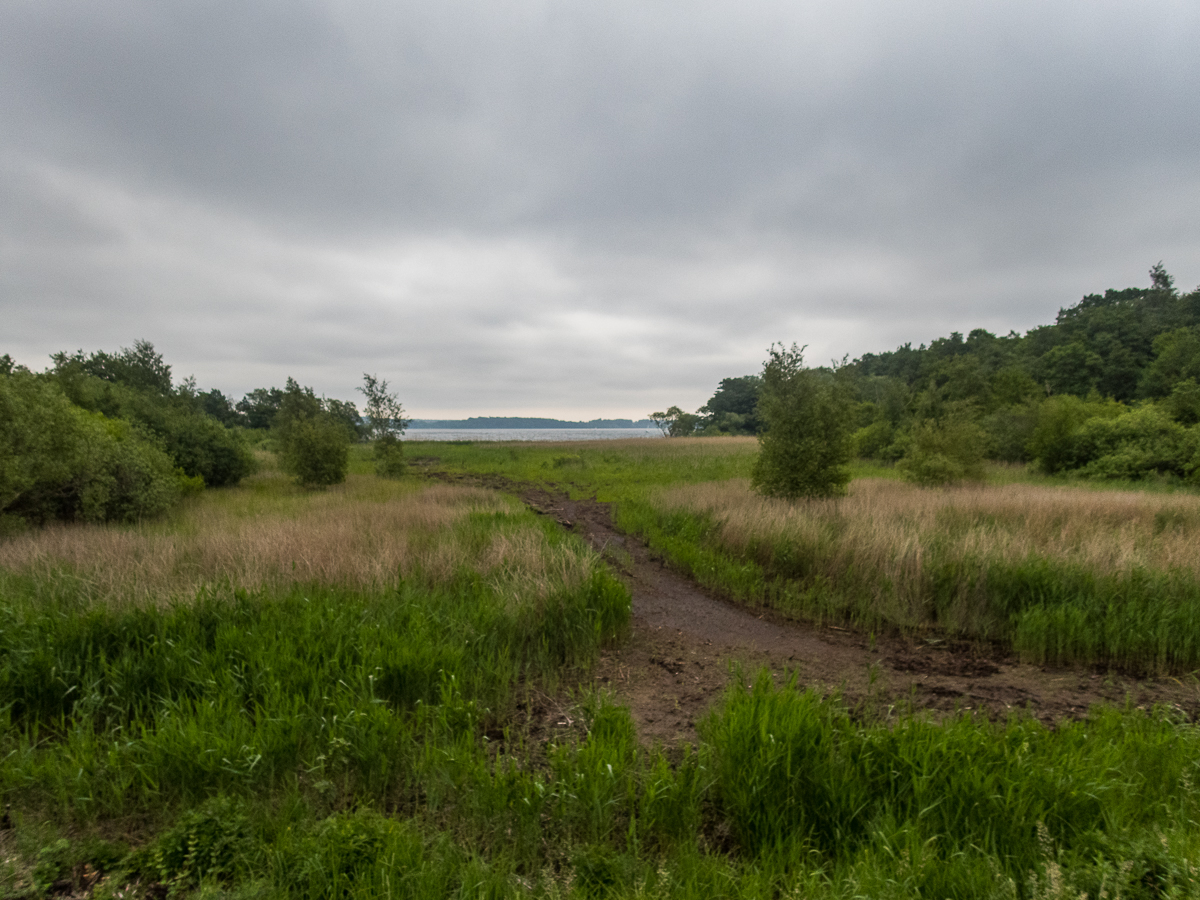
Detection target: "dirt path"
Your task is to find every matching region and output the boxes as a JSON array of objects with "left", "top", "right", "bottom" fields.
[{"left": 518, "top": 487, "right": 1200, "bottom": 745}]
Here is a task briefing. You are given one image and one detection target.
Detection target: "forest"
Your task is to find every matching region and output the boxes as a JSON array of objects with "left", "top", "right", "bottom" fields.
[{"left": 658, "top": 263, "right": 1200, "bottom": 485}]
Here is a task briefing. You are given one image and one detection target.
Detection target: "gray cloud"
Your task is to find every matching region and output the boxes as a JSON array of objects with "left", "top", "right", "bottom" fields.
[{"left": 3, "top": 0, "right": 1200, "bottom": 416}]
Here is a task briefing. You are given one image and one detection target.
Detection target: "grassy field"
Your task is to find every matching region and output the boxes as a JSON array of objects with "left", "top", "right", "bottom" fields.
[
  {"left": 3, "top": 441, "right": 1200, "bottom": 897},
  {"left": 416, "top": 437, "right": 1200, "bottom": 673}
]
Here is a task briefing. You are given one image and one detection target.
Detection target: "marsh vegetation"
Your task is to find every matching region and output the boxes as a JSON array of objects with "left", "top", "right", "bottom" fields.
[{"left": 8, "top": 436, "right": 1196, "bottom": 897}]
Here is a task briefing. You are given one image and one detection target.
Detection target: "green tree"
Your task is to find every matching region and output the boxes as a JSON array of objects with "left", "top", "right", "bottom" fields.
[
  {"left": 273, "top": 378, "right": 351, "bottom": 487},
  {"left": 51, "top": 339, "right": 173, "bottom": 396},
  {"left": 896, "top": 409, "right": 988, "bottom": 485},
  {"left": 1139, "top": 326, "right": 1200, "bottom": 398},
  {"left": 358, "top": 374, "right": 410, "bottom": 478},
  {"left": 750, "top": 344, "right": 853, "bottom": 499},
  {"left": 698, "top": 375, "right": 762, "bottom": 434},
  {"left": 324, "top": 397, "right": 366, "bottom": 441},
  {"left": 1150, "top": 260, "right": 1176, "bottom": 293},
  {"left": 237, "top": 387, "right": 286, "bottom": 429},
  {"left": 197, "top": 388, "right": 241, "bottom": 426},
  {"left": 648, "top": 405, "right": 700, "bottom": 437}
]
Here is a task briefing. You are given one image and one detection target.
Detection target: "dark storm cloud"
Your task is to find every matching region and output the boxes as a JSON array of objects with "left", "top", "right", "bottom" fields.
[{"left": 3, "top": 1, "right": 1200, "bottom": 415}]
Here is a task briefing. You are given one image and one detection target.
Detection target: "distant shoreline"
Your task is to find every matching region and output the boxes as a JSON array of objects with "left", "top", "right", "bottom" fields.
[{"left": 408, "top": 416, "right": 655, "bottom": 429}]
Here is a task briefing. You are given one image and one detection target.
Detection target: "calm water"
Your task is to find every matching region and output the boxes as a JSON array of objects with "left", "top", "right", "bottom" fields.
[{"left": 403, "top": 427, "right": 663, "bottom": 442}]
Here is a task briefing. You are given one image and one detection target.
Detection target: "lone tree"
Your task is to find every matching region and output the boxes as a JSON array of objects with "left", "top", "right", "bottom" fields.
[
  {"left": 358, "top": 373, "right": 410, "bottom": 477},
  {"left": 750, "top": 343, "right": 853, "bottom": 499}
]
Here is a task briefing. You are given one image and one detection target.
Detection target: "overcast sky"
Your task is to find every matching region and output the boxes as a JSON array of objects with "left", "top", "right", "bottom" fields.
[{"left": 3, "top": 1, "right": 1199, "bottom": 418}]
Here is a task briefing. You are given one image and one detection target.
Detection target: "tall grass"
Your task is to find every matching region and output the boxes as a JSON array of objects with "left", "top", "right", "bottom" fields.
[
  {"left": 0, "top": 476, "right": 596, "bottom": 605},
  {"left": 621, "top": 477, "right": 1200, "bottom": 671},
  {"left": 8, "top": 447, "right": 1200, "bottom": 897},
  {"left": 704, "top": 673, "right": 1200, "bottom": 897}
]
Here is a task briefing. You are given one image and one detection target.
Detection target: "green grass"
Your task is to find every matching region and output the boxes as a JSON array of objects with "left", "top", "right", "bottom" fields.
[
  {"left": 415, "top": 438, "right": 1200, "bottom": 673},
  {"left": 401, "top": 436, "right": 761, "bottom": 500},
  {"left": 6, "top": 448, "right": 1200, "bottom": 897}
]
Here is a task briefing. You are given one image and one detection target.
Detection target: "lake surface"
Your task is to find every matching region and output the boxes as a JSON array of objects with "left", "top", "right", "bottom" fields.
[{"left": 403, "top": 427, "right": 663, "bottom": 442}]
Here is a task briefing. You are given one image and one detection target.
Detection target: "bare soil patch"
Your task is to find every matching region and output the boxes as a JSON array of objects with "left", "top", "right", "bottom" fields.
[{"left": 428, "top": 471, "right": 1200, "bottom": 743}]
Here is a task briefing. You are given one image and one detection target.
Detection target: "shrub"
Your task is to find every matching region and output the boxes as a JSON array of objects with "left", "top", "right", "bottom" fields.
[
  {"left": 1072, "top": 405, "right": 1194, "bottom": 480},
  {"left": 897, "top": 415, "right": 988, "bottom": 485},
  {"left": 142, "top": 796, "right": 251, "bottom": 888},
  {"left": 981, "top": 402, "right": 1039, "bottom": 462},
  {"left": 53, "top": 366, "right": 255, "bottom": 488},
  {"left": 1, "top": 371, "right": 181, "bottom": 525},
  {"left": 274, "top": 378, "right": 352, "bottom": 487},
  {"left": 1027, "top": 395, "right": 1123, "bottom": 474},
  {"left": 851, "top": 419, "right": 896, "bottom": 460},
  {"left": 278, "top": 417, "right": 351, "bottom": 487},
  {"left": 372, "top": 434, "right": 406, "bottom": 478},
  {"left": 751, "top": 344, "right": 853, "bottom": 499}
]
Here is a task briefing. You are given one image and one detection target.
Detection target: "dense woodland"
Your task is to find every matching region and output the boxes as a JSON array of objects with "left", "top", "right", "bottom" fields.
[{"left": 659, "top": 263, "right": 1200, "bottom": 484}]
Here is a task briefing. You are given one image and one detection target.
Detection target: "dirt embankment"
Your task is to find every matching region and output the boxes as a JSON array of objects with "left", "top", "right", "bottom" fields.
[{"left": 423, "top": 467, "right": 1200, "bottom": 744}]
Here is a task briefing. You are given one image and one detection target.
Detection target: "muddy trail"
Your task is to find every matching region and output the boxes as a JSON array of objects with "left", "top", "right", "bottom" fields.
[{"left": 428, "top": 470, "right": 1200, "bottom": 744}]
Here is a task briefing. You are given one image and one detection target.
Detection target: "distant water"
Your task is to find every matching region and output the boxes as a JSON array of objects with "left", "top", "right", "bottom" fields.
[{"left": 403, "top": 427, "right": 663, "bottom": 442}]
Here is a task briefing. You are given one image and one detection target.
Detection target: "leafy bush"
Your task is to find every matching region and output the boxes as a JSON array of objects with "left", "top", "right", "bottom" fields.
[
  {"left": 1027, "top": 398, "right": 1200, "bottom": 481},
  {"left": 274, "top": 379, "right": 352, "bottom": 487},
  {"left": 897, "top": 415, "right": 988, "bottom": 485},
  {"left": 1, "top": 371, "right": 181, "bottom": 525},
  {"left": 372, "top": 435, "right": 406, "bottom": 478},
  {"left": 142, "top": 796, "right": 251, "bottom": 888},
  {"left": 751, "top": 344, "right": 853, "bottom": 499},
  {"left": 1163, "top": 378, "right": 1200, "bottom": 425},
  {"left": 55, "top": 372, "right": 254, "bottom": 488},
  {"left": 980, "top": 402, "right": 1039, "bottom": 462},
  {"left": 278, "top": 417, "right": 351, "bottom": 486},
  {"left": 1071, "top": 406, "right": 1197, "bottom": 480},
  {"left": 1027, "top": 395, "right": 1123, "bottom": 474},
  {"left": 851, "top": 419, "right": 896, "bottom": 460}
]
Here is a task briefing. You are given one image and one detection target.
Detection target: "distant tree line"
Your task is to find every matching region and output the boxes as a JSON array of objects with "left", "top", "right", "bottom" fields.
[
  {"left": 654, "top": 263, "right": 1200, "bottom": 492},
  {"left": 1, "top": 342, "right": 408, "bottom": 531}
]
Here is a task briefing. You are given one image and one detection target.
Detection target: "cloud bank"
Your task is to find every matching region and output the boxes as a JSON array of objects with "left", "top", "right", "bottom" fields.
[{"left": 3, "top": 1, "right": 1199, "bottom": 416}]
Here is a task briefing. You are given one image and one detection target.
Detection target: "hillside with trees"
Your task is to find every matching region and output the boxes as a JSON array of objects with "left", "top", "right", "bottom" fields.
[{"left": 658, "top": 263, "right": 1200, "bottom": 485}]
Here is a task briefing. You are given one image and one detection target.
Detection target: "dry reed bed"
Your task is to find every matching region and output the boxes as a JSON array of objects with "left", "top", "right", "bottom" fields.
[
  {"left": 0, "top": 479, "right": 599, "bottom": 604},
  {"left": 652, "top": 478, "right": 1200, "bottom": 578}
]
